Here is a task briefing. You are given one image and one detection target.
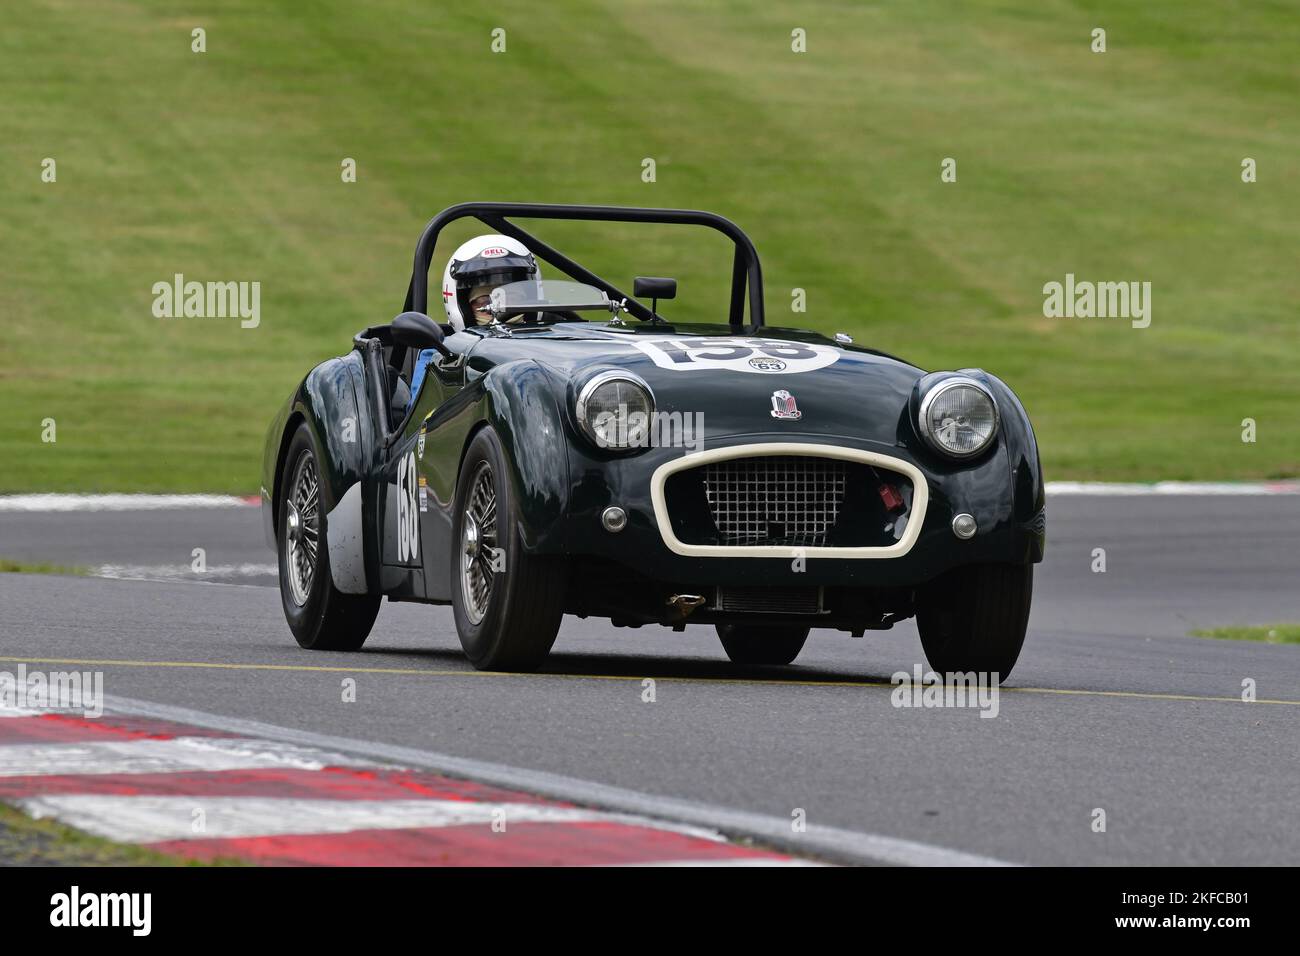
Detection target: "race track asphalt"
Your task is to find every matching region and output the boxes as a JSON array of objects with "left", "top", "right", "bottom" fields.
[{"left": 1, "top": 494, "right": 1297, "bottom": 865}]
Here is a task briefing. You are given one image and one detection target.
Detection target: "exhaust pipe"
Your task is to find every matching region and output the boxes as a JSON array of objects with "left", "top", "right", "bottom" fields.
[{"left": 666, "top": 593, "right": 707, "bottom": 622}]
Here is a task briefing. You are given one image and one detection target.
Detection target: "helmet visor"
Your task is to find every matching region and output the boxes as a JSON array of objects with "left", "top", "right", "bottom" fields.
[
  {"left": 450, "top": 254, "right": 536, "bottom": 284},
  {"left": 457, "top": 269, "right": 533, "bottom": 323}
]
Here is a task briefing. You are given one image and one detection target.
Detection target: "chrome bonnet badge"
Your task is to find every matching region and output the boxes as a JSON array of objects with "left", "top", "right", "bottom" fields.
[{"left": 770, "top": 389, "right": 802, "bottom": 421}]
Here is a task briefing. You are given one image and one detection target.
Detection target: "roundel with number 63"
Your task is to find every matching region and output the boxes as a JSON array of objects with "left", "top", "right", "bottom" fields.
[{"left": 630, "top": 338, "right": 841, "bottom": 374}]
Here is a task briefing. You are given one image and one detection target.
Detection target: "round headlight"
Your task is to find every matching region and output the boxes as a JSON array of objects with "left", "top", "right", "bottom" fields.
[
  {"left": 918, "top": 377, "right": 999, "bottom": 458},
  {"left": 576, "top": 371, "right": 655, "bottom": 449}
]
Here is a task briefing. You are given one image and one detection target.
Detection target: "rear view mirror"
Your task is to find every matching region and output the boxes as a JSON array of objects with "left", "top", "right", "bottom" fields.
[
  {"left": 633, "top": 276, "right": 676, "bottom": 321},
  {"left": 633, "top": 276, "right": 677, "bottom": 300},
  {"left": 391, "top": 311, "right": 451, "bottom": 357}
]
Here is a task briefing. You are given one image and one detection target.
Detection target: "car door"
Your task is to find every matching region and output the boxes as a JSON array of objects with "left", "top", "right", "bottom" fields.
[
  {"left": 398, "top": 330, "right": 481, "bottom": 600},
  {"left": 373, "top": 330, "right": 463, "bottom": 592}
]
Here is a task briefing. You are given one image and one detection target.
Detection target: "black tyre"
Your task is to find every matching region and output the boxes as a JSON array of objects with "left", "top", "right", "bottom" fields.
[
  {"left": 716, "top": 624, "right": 810, "bottom": 666},
  {"left": 451, "top": 427, "right": 569, "bottom": 671},
  {"left": 916, "top": 563, "right": 1032, "bottom": 680},
  {"left": 277, "top": 422, "right": 380, "bottom": 651}
]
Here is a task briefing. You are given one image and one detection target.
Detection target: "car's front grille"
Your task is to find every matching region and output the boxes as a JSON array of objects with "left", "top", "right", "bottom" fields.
[{"left": 703, "top": 455, "right": 846, "bottom": 547}]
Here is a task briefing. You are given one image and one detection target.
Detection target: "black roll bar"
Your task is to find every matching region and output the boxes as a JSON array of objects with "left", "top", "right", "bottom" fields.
[{"left": 402, "top": 202, "right": 765, "bottom": 331}]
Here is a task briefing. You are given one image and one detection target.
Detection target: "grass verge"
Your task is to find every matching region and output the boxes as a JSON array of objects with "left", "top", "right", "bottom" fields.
[
  {"left": 1191, "top": 624, "right": 1300, "bottom": 646},
  {"left": 0, "top": 803, "right": 244, "bottom": 866},
  {"left": 0, "top": 559, "right": 88, "bottom": 576}
]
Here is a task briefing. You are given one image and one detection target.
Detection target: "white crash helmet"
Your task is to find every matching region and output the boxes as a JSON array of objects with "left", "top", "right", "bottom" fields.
[{"left": 441, "top": 234, "right": 539, "bottom": 330}]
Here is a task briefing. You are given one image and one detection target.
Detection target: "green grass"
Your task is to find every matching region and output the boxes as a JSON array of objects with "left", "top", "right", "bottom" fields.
[
  {"left": 2, "top": 1, "right": 1297, "bottom": 492},
  {"left": 0, "top": 803, "right": 244, "bottom": 865},
  {"left": 0, "top": 558, "right": 87, "bottom": 575},
  {"left": 1191, "top": 624, "right": 1300, "bottom": 645}
]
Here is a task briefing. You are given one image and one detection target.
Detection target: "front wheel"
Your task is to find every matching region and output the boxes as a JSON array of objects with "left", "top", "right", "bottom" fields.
[
  {"left": 451, "top": 427, "right": 569, "bottom": 671},
  {"left": 716, "top": 624, "right": 810, "bottom": 666},
  {"left": 277, "top": 423, "right": 380, "bottom": 651},
  {"left": 916, "top": 563, "right": 1032, "bottom": 680}
]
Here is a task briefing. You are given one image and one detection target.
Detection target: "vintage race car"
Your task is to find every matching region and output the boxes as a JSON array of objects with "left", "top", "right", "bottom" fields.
[{"left": 261, "top": 203, "right": 1045, "bottom": 676}]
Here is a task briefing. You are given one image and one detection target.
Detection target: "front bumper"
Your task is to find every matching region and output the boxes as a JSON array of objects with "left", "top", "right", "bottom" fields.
[{"left": 537, "top": 431, "right": 1044, "bottom": 590}]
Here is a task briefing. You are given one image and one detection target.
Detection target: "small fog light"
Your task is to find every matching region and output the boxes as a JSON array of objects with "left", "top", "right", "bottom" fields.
[
  {"left": 601, "top": 506, "right": 628, "bottom": 533},
  {"left": 951, "top": 513, "right": 977, "bottom": 539}
]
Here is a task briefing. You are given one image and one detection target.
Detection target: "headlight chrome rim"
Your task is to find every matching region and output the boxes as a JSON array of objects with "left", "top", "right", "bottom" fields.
[
  {"left": 917, "top": 376, "right": 1000, "bottom": 459},
  {"left": 575, "top": 369, "right": 656, "bottom": 449}
]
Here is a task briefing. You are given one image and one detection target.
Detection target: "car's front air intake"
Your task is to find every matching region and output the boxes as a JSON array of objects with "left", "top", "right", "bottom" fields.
[
  {"left": 658, "top": 449, "right": 917, "bottom": 550},
  {"left": 703, "top": 455, "right": 846, "bottom": 547},
  {"left": 715, "top": 585, "right": 823, "bottom": 615}
]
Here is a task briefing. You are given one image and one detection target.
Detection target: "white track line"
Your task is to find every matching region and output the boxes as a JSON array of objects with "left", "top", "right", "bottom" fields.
[
  {"left": 0, "top": 494, "right": 256, "bottom": 512},
  {"left": 621, "top": 858, "right": 821, "bottom": 867},
  {"left": 0, "top": 736, "right": 379, "bottom": 778},
  {"left": 13, "top": 795, "right": 630, "bottom": 844},
  {"left": 93, "top": 564, "right": 277, "bottom": 582},
  {"left": 1046, "top": 481, "right": 1300, "bottom": 496},
  {"left": 102, "top": 694, "right": 1017, "bottom": 867}
]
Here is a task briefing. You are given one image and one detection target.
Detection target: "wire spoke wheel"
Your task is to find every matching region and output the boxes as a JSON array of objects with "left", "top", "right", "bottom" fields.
[
  {"left": 285, "top": 451, "right": 321, "bottom": 607},
  {"left": 460, "top": 462, "right": 498, "bottom": 625},
  {"left": 275, "top": 422, "right": 380, "bottom": 652},
  {"left": 450, "top": 427, "right": 568, "bottom": 671}
]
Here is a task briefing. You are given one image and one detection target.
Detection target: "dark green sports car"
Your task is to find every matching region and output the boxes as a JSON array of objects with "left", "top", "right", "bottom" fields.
[{"left": 261, "top": 203, "right": 1045, "bottom": 676}]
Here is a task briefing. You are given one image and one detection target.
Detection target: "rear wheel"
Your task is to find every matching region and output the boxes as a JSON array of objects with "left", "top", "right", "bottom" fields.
[
  {"left": 451, "top": 427, "right": 569, "bottom": 671},
  {"left": 916, "top": 563, "right": 1032, "bottom": 680},
  {"left": 716, "top": 624, "right": 810, "bottom": 666},
  {"left": 277, "top": 423, "right": 380, "bottom": 651}
]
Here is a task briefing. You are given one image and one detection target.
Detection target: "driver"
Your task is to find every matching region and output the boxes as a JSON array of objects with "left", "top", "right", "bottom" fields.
[{"left": 441, "top": 235, "right": 540, "bottom": 330}]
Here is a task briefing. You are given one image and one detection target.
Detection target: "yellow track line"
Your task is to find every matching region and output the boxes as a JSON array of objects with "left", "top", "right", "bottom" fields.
[{"left": 1, "top": 655, "right": 1296, "bottom": 707}]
